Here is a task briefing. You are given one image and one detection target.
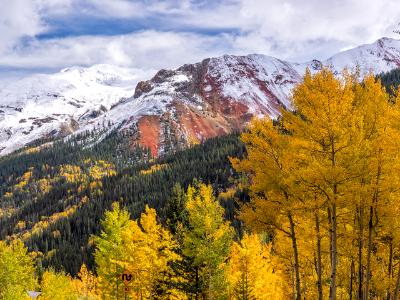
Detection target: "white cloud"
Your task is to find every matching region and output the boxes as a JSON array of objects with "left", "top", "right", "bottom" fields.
[
  {"left": 0, "top": 0, "right": 45, "bottom": 53},
  {"left": 1, "top": 0, "right": 400, "bottom": 75},
  {"left": 233, "top": 0, "right": 400, "bottom": 59},
  {"left": 81, "top": 0, "right": 147, "bottom": 18},
  {"left": 0, "top": 31, "right": 237, "bottom": 71},
  {"left": 172, "top": 0, "right": 400, "bottom": 61}
]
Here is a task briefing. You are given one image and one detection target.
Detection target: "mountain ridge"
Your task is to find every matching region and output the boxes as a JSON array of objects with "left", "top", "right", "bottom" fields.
[{"left": 1, "top": 37, "right": 400, "bottom": 156}]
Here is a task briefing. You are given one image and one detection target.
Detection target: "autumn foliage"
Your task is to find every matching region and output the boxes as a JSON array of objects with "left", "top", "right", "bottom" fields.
[
  {"left": 3, "top": 69, "right": 400, "bottom": 299},
  {"left": 232, "top": 69, "right": 400, "bottom": 299}
]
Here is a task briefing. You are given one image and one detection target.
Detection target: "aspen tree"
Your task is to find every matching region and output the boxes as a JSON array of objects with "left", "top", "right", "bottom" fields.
[
  {"left": 183, "top": 183, "right": 233, "bottom": 299},
  {"left": 40, "top": 269, "right": 77, "bottom": 300},
  {"left": 226, "top": 233, "right": 286, "bottom": 300},
  {"left": 0, "top": 240, "right": 36, "bottom": 300},
  {"left": 94, "top": 202, "right": 130, "bottom": 299},
  {"left": 231, "top": 118, "right": 303, "bottom": 300}
]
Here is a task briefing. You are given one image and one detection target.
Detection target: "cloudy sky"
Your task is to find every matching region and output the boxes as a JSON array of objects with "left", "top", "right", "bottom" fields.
[{"left": 2, "top": 0, "right": 400, "bottom": 76}]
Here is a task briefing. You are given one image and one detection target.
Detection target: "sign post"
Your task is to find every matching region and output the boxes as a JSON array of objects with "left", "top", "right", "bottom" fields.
[{"left": 121, "top": 270, "right": 132, "bottom": 300}]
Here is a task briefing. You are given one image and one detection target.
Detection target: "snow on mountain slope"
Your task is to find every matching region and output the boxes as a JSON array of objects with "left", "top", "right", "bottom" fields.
[
  {"left": 1, "top": 37, "right": 400, "bottom": 157},
  {"left": 295, "top": 37, "right": 400, "bottom": 75},
  {"left": 0, "top": 65, "right": 152, "bottom": 155}
]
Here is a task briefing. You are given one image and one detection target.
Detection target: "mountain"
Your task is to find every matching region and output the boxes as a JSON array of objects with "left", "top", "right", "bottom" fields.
[
  {"left": 0, "top": 65, "right": 152, "bottom": 155},
  {"left": 2, "top": 37, "right": 400, "bottom": 157}
]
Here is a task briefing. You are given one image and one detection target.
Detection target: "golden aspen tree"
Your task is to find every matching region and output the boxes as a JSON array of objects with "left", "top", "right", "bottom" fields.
[
  {"left": 94, "top": 202, "right": 130, "bottom": 299},
  {"left": 231, "top": 117, "right": 304, "bottom": 300},
  {"left": 387, "top": 194, "right": 400, "bottom": 300},
  {"left": 281, "top": 68, "right": 363, "bottom": 300},
  {"left": 376, "top": 89, "right": 400, "bottom": 300},
  {"left": 183, "top": 183, "right": 234, "bottom": 299},
  {"left": 73, "top": 264, "right": 99, "bottom": 299},
  {"left": 226, "top": 233, "right": 287, "bottom": 299},
  {"left": 40, "top": 269, "right": 77, "bottom": 300},
  {"left": 0, "top": 240, "right": 36, "bottom": 300},
  {"left": 353, "top": 75, "right": 393, "bottom": 300},
  {"left": 117, "top": 206, "right": 185, "bottom": 299},
  {"left": 232, "top": 69, "right": 400, "bottom": 300}
]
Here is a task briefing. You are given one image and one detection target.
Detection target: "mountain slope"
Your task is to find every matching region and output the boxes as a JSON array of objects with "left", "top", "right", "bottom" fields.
[
  {"left": 0, "top": 65, "right": 151, "bottom": 155},
  {"left": 2, "top": 37, "right": 400, "bottom": 156}
]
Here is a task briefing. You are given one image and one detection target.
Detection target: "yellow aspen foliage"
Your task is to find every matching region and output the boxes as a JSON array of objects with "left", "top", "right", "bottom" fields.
[
  {"left": 24, "top": 205, "right": 79, "bottom": 240},
  {"left": 226, "top": 233, "right": 287, "bottom": 300},
  {"left": 117, "top": 206, "right": 184, "bottom": 299},
  {"left": 183, "top": 183, "right": 233, "bottom": 299},
  {"left": 40, "top": 269, "right": 77, "bottom": 300},
  {"left": 231, "top": 116, "right": 303, "bottom": 300},
  {"left": 15, "top": 169, "right": 33, "bottom": 189},
  {"left": 89, "top": 160, "right": 116, "bottom": 180},
  {"left": 0, "top": 240, "right": 36, "bottom": 300},
  {"left": 15, "top": 220, "right": 26, "bottom": 231},
  {"left": 232, "top": 69, "right": 400, "bottom": 300},
  {"left": 94, "top": 202, "right": 130, "bottom": 299},
  {"left": 89, "top": 181, "right": 102, "bottom": 191},
  {"left": 139, "top": 163, "right": 168, "bottom": 175},
  {"left": 24, "top": 146, "right": 40, "bottom": 154},
  {"left": 3, "top": 191, "right": 13, "bottom": 199},
  {"left": 60, "top": 164, "right": 86, "bottom": 184},
  {"left": 52, "top": 230, "right": 61, "bottom": 238},
  {"left": 94, "top": 202, "right": 185, "bottom": 299},
  {"left": 73, "top": 264, "right": 99, "bottom": 300},
  {"left": 38, "top": 178, "right": 51, "bottom": 194}
]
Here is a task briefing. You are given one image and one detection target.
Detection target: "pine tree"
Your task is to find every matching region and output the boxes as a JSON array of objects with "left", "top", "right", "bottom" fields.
[{"left": 165, "top": 183, "right": 188, "bottom": 234}]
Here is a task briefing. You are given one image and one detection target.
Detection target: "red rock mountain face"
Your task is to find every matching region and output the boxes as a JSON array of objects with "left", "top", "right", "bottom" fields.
[
  {"left": 126, "top": 37, "right": 400, "bottom": 156},
  {"left": 126, "top": 54, "right": 301, "bottom": 156}
]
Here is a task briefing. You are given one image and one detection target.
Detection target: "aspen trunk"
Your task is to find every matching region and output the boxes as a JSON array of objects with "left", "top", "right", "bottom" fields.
[
  {"left": 315, "top": 211, "right": 323, "bottom": 300},
  {"left": 394, "top": 263, "right": 400, "bottom": 300},
  {"left": 350, "top": 258, "right": 355, "bottom": 300},
  {"left": 358, "top": 206, "right": 364, "bottom": 300},
  {"left": 329, "top": 202, "right": 338, "bottom": 300},
  {"left": 288, "top": 213, "right": 302, "bottom": 300},
  {"left": 364, "top": 206, "right": 373, "bottom": 300},
  {"left": 387, "top": 239, "right": 393, "bottom": 300},
  {"left": 195, "top": 267, "right": 199, "bottom": 300}
]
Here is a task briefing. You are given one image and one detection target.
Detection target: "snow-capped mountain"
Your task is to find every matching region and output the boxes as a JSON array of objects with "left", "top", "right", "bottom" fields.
[
  {"left": 1, "top": 37, "right": 400, "bottom": 156},
  {"left": 0, "top": 64, "right": 153, "bottom": 155}
]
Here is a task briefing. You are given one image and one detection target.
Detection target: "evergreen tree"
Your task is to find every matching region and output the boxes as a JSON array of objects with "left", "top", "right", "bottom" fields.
[{"left": 165, "top": 183, "right": 188, "bottom": 234}]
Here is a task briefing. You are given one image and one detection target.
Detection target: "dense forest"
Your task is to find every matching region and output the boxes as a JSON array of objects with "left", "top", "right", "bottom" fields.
[
  {"left": 2, "top": 68, "right": 400, "bottom": 299},
  {"left": 379, "top": 69, "right": 400, "bottom": 95},
  {"left": 0, "top": 129, "right": 246, "bottom": 276}
]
